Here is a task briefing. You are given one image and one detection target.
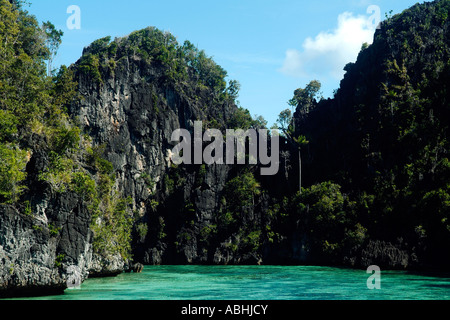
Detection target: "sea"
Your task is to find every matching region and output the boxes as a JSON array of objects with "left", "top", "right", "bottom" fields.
[{"left": 19, "top": 265, "right": 450, "bottom": 300}]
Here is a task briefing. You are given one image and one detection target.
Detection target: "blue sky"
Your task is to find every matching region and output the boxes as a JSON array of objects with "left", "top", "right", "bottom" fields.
[{"left": 27, "top": 0, "right": 420, "bottom": 126}]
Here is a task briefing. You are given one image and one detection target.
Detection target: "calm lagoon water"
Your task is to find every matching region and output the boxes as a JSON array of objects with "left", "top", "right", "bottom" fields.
[{"left": 25, "top": 265, "right": 450, "bottom": 300}]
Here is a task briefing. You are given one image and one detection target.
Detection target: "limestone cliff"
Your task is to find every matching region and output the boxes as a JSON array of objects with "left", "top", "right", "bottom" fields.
[
  {"left": 2, "top": 0, "right": 450, "bottom": 299},
  {"left": 69, "top": 28, "right": 245, "bottom": 265}
]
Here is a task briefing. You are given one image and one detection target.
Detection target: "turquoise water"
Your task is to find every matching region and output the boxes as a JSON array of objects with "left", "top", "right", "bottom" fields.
[{"left": 23, "top": 265, "right": 450, "bottom": 300}]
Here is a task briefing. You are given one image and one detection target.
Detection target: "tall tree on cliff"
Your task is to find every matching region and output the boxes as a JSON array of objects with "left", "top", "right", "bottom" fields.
[{"left": 277, "top": 80, "right": 321, "bottom": 194}]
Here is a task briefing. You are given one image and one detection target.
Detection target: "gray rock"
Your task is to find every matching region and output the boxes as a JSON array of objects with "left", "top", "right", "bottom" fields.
[
  {"left": 0, "top": 198, "right": 92, "bottom": 297},
  {"left": 360, "top": 240, "right": 411, "bottom": 269},
  {"left": 69, "top": 41, "right": 240, "bottom": 266}
]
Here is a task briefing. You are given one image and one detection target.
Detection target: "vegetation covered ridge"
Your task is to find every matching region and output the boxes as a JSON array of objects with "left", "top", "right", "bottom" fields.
[
  {"left": 0, "top": 0, "right": 133, "bottom": 273},
  {"left": 282, "top": 0, "right": 450, "bottom": 268}
]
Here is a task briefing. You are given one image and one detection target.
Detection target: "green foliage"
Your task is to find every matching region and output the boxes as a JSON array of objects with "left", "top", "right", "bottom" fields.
[
  {"left": 136, "top": 222, "right": 148, "bottom": 242},
  {"left": 51, "top": 125, "right": 81, "bottom": 155},
  {"left": 200, "top": 224, "right": 218, "bottom": 244},
  {"left": 288, "top": 80, "right": 322, "bottom": 108},
  {"left": 241, "top": 230, "right": 262, "bottom": 252},
  {"left": 228, "top": 107, "right": 260, "bottom": 130},
  {"left": 219, "top": 210, "right": 236, "bottom": 228},
  {"left": 196, "top": 164, "right": 207, "bottom": 187},
  {"left": 291, "top": 182, "right": 358, "bottom": 259},
  {"left": 86, "top": 145, "right": 114, "bottom": 174},
  {"left": 253, "top": 115, "right": 268, "bottom": 129},
  {"left": 0, "top": 0, "right": 83, "bottom": 202},
  {"left": 296, "top": 182, "right": 345, "bottom": 221},
  {"left": 419, "top": 185, "right": 450, "bottom": 233},
  {"left": 344, "top": 223, "right": 368, "bottom": 248},
  {"left": 83, "top": 158, "right": 133, "bottom": 261},
  {"left": 90, "top": 194, "right": 133, "bottom": 260},
  {"left": 38, "top": 151, "right": 74, "bottom": 193},
  {"left": 279, "top": 0, "right": 450, "bottom": 266},
  {"left": 48, "top": 223, "right": 62, "bottom": 237},
  {"left": 87, "top": 36, "right": 112, "bottom": 55},
  {"left": 78, "top": 53, "right": 102, "bottom": 84},
  {"left": 0, "top": 109, "right": 18, "bottom": 142},
  {"left": 42, "top": 20, "right": 63, "bottom": 75},
  {"left": 224, "top": 171, "right": 261, "bottom": 208},
  {"left": 293, "top": 135, "right": 309, "bottom": 146},
  {"left": 219, "top": 171, "right": 261, "bottom": 230},
  {"left": 23, "top": 200, "right": 31, "bottom": 216},
  {"left": 0, "top": 143, "right": 28, "bottom": 203},
  {"left": 151, "top": 92, "right": 160, "bottom": 115},
  {"left": 51, "top": 66, "right": 78, "bottom": 111},
  {"left": 164, "top": 174, "right": 175, "bottom": 194},
  {"left": 54, "top": 254, "right": 65, "bottom": 268},
  {"left": 149, "top": 199, "right": 159, "bottom": 212},
  {"left": 157, "top": 216, "right": 167, "bottom": 240},
  {"left": 164, "top": 164, "right": 186, "bottom": 195},
  {"left": 71, "top": 172, "right": 96, "bottom": 201},
  {"left": 226, "top": 80, "right": 241, "bottom": 100},
  {"left": 276, "top": 109, "right": 293, "bottom": 135},
  {"left": 0, "top": 1, "right": 134, "bottom": 265},
  {"left": 75, "top": 27, "right": 237, "bottom": 105},
  {"left": 0, "top": 0, "right": 42, "bottom": 121},
  {"left": 184, "top": 202, "right": 196, "bottom": 216}
]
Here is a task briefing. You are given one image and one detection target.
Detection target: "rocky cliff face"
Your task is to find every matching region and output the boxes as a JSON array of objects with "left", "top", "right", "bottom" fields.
[
  {"left": 0, "top": 23, "right": 265, "bottom": 297},
  {"left": 68, "top": 0, "right": 450, "bottom": 270},
  {"left": 0, "top": 144, "right": 128, "bottom": 297},
  {"left": 68, "top": 29, "right": 248, "bottom": 265},
  {"left": 289, "top": 0, "right": 450, "bottom": 270},
  {"left": 0, "top": 205, "right": 67, "bottom": 297},
  {"left": 2, "top": 0, "right": 449, "bottom": 299},
  {"left": 0, "top": 185, "right": 92, "bottom": 297}
]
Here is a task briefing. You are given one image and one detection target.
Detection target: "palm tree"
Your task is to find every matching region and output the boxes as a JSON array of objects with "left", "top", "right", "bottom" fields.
[
  {"left": 277, "top": 80, "right": 320, "bottom": 194},
  {"left": 293, "top": 135, "right": 309, "bottom": 194},
  {"left": 276, "top": 109, "right": 309, "bottom": 194}
]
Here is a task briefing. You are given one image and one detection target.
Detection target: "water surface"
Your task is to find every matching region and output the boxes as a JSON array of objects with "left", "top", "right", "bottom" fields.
[{"left": 25, "top": 265, "right": 450, "bottom": 300}]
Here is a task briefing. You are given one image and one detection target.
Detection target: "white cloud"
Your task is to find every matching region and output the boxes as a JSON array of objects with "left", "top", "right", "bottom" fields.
[{"left": 280, "top": 12, "right": 376, "bottom": 80}]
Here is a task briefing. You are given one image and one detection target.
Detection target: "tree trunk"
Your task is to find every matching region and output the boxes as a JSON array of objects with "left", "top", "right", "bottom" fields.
[{"left": 298, "top": 147, "right": 302, "bottom": 195}]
